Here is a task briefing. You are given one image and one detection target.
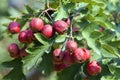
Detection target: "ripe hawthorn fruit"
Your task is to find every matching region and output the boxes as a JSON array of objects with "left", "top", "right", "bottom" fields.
[
  {"left": 20, "top": 48, "right": 28, "bottom": 58},
  {"left": 74, "top": 48, "right": 87, "bottom": 63},
  {"left": 73, "top": 26, "right": 79, "bottom": 32},
  {"left": 65, "top": 18, "right": 70, "bottom": 25},
  {"left": 63, "top": 50, "right": 74, "bottom": 65},
  {"left": 87, "top": 61, "right": 102, "bottom": 76},
  {"left": 42, "top": 24, "right": 54, "bottom": 38},
  {"left": 18, "top": 29, "right": 35, "bottom": 43},
  {"left": 53, "top": 20, "right": 69, "bottom": 34},
  {"left": 82, "top": 48, "right": 91, "bottom": 60},
  {"left": 18, "top": 30, "right": 28, "bottom": 43},
  {"left": 99, "top": 26, "right": 105, "bottom": 32},
  {"left": 66, "top": 40, "right": 78, "bottom": 52},
  {"left": 54, "top": 63, "right": 69, "bottom": 71},
  {"left": 8, "top": 21, "right": 21, "bottom": 34},
  {"left": 8, "top": 43, "right": 20, "bottom": 58},
  {"left": 30, "top": 18, "right": 44, "bottom": 32},
  {"left": 85, "top": 77, "right": 90, "bottom": 80},
  {"left": 53, "top": 48, "right": 64, "bottom": 64},
  {"left": 26, "top": 29, "right": 36, "bottom": 42}
]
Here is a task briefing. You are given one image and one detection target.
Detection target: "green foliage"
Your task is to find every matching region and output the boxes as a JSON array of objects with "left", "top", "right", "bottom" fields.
[
  {"left": 2, "top": 0, "right": 120, "bottom": 80},
  {"left": 2, "top": 58, "right": 26, "bottom": 80}
]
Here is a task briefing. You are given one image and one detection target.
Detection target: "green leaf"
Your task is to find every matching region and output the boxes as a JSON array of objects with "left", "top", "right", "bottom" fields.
[
  {"left": 38, "top": 53, "right": 54, "bottom": 76},
  {"left": 101, "top": 43, "right": 120, "bottom": 58},
  {"left": 55, "top": 34, "right": 67, "bottom": 43},
  {"left": 85, "top": 14, "right": 95, "bottom": 22},
  {"left": 101, "top": 76, "right": 116, "bottom": 80},
  {"left": 34, "top": 33, "right": 49, "bottom": 45},
  {"left": 2, "top": 58, "right": 26, "bottom": 80},
  {"left": 90, "top": 31, "right": 102, "bottom": 39},
  {"left": 100, "top": 30, "right": 115, "bottom": 42},
  {"left": 95, "top": 17, "right": 115, "bottom": 29},
  {"left": 74, "top": 2, "right": 88, "bottom": 13},
  {"left": 57, "top": 64, "right": 80, "bottom": 80},
  {"left": 69, "top": 0, "right": 91, "bottom": 3},
  {"left": 2, "top": 58, "right": 22, "bottom": 68},
  {"left": 108, "top": 40, "right": 120, "bottom": 48},
  {"left": 25, "top": 5, "right": 34, "bottom": 14},
  {"left": 108, "top": 63, "right": 120, "bottom": 79},
  {"left": 3, "top": 67, "right": 26, "bottom": 80},
  {"left": 23, "top": 45, "right": 49, "bottom": 70},
  {"left": 82, "top": 23, "right": 101, "bottom": 55},
  {"left": 54, "top": 6, "right": 69, "bottom": 21}
]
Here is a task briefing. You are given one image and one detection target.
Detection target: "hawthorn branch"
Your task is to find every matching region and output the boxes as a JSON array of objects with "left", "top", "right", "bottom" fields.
[{"left": 69, "top": 16, "right": 74, "bottom": 40}]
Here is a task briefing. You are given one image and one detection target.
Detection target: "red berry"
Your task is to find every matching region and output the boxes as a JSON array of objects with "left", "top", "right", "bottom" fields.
[
  {"left": 42, "top": 24, "right": 54, "bottom": 38},
  {"left": 26, "top": 29, "right": 35, "bottom": 42},
  {"left": 54, "top": 63, "right": 69, "bottom": 71},
  {"left": 8, "top": 22, "right": 21, "bottom": 34},
  {"left": 87, "top": 61, "right": 102, "bottom": 76},
  {"left": 53, "top": 20, "right": 69, "bottom": 34},
  {"left": 20, "top": 48, "right": 28, "bottom": 58},
  {"left": 18, "top": 30, "right": 28, "bottom": 43},
  {"left": 73, "top": 26, "right": 79, "bottom": 32},
  {"left": 65, "top": 18, "right": 70, "bottom": 25},
  {"left": 18, "top": 30, "right": 35, "bottom": 43},
  {"left": 63, "top": 50, "right": 74, "bottom": 65},
  {"left": 74, "top": 48, "right": 87, "bottom": 63},
  {"left": 66, "top": 40, "right": 78, "bottom": 52},
  {"left": 8, "top": 43, "right": 20, "bottom": 58},
  {"left": 82, "top": 48, "right": 91, "bottom": 60},
  {"left": 30, "top": 18, "right": 44, "bottom": 32},
  {"left": 99, "top": 26, "right": 105, "bottom": 32},
  {"left": 53, "top": 49, "right": 64, "bottom": 64},
  {"left": 85, "top": 77, "right": 90, "bottom": 80}
]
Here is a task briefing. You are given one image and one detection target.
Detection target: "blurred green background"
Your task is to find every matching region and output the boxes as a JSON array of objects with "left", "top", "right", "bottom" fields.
[{"left": 0, "top": 0, "right": 45, "bottom": 79}]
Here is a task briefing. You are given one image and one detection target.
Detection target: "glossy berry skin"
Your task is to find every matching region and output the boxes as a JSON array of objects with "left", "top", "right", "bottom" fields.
[
  {"left": 53, "top": 49, "right": 64, "bottom": 64},
  {"left": 30, "top": 18, "right": 44, "bottom": 32},
  {"left": 8, "top": 22, "right": 21, "bottom": 34},
  {"left": 42, "top": 24, "right": 54, "bottom": 38},
  {"left": 53, "top": 20, "right": 69, "bottom": 34},
  {"left": 65, "top": 18, "right": 70, "bottom": 25},
  {"left": 82, "top": 48, "right": 91, "bottom": 60},
  {"left": 26, "top": 29, "right": 35, "bottom": 42},
  {"left": 63, "top": 50, "right": 74, "bottom": 65},
  {"left": 18, "top": 30, "right": 28, "bottom": 43},
  {"left": 66, "top": 40, "right": 78, "bottom": 52},
  {"left": 73, "top": 26, "right": 79, "bottom": 32},
  {"left": 54, "top": 63, "right": 69, "bottom": 71},
  {"left": 87, "top": 61, "right": 102, "bottom": 76},
  {"left": 18, "top": 30, "right": 35, "bottom": 43},
  {"left": 74, "top": 48, "right": 87, "bottom": 63},
  {"left": 20, "top": 48, "right": 28, "bottom": 58},
  {"left": 99, "top": 26, "right": 105, "bottom": 32},
  {"left": 8, "top": 43, "right": 20, "bottom": 58}
]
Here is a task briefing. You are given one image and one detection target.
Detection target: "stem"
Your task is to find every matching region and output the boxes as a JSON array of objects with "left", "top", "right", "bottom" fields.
[
  {"left": 45, "top": 11, "right": 53, "bottom": 22},
  {"left": 47, "top": 0, "right": 50, "bottom": 8},
  {"left": 38, "top": 11, "right": 45, "bottom": 17},
  {"left": 61, "top": 37, "right": 68, "bottom": 51},
  {"left": 38, "top": 8, "right": 54, "bottom": 22},
  {"left": 69, "top": 16, "right": 74, "bottom": 40},
  {"left": 13, "top": 17, "right": 17, "bottom": 22}
]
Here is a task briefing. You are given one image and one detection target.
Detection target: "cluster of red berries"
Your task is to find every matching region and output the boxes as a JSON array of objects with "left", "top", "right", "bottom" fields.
[
  {"left": 7, "top": 17, "right": 102, "bottom": 76},
  {"left": 7, "top": 17, "right": 70, "bottom": 58},
  {"left": 8, "top": 43, "right": 28, "bottom": 58},
  {"left": 53, "top": 40, "right": 102, "bottom": 76}
]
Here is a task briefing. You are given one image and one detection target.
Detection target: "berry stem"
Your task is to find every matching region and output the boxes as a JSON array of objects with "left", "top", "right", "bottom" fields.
[
  {"left": 45, "top": 10, "right": 53, "bottom": 22},
  {"left": 69, "top": 16, "right": 74, "bottom": 40},
  {"left": 61, "top": 37, "right": 68, "bottom": 51},
  {"left": 13, "top": 17, "right": 18, "bottom": 22}
]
